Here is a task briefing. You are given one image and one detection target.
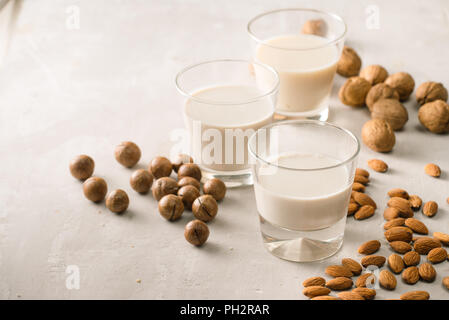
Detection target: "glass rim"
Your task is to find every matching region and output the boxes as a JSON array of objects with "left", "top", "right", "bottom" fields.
[
  {"left": 175, "top": 59, "right": 280, "bottom": 105},
  {"left": 248, "top": 120, "right": 360, "bottom": 172},
  {"left": 247, "top": 8, "right": 347, "bottom": 51}
]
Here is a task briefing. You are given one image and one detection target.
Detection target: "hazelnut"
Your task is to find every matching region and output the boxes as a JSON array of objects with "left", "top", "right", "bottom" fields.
[
  {"left": 149, "top": 156, "right": 172, "bottom": 179},
  {"left": 301, "top": 19, "right": 327, "bottom": 37},
  {"left": 69, "top": 155, "right": 95, "bottom": 180},
  {"left": 172, "top": 154, "right": 194, "bottom": 173},
  {"left": 178, "top": 185, "right": 200, "bottom": 209},
  {"left": 184, "top": 220, "right": 210, "bottom": 246},
  {"left": 416, "top": 81, "right": 448, "bottom": 105},
  {"left": 152, "top": 177, "right": 178, "bottom": 201},
  {"left": 418, "top": 100, "right": 449, "bottom": 134},
  {"left": 178, "top": 176, "right": 201, "bottom": 191},
  {"left": 385, "top": 72, "right": 415, "bottom": 101},
  {"left": 337, "top": 46, "right": 362, "bottom": 77},
  {"left": 366, "top": 83, "right": 400, "bottom": 112},
  {"left": 371, "top": 99, "right": 409, "bottom": 131},
  {"left": 178, "top": 163, "right": 202, "bottom": 182},
  {"left": 359, "top": 65, "right": 388, "bottom": 85},
  {"left": 106, "top": 189, "right": 129, "bottom": 213},
  {"left": 158, "top": 194, "right": 184, "bottom": 221},
  {"left": 130, "top": 169, "right": 153, "bottom": 193},
  {"left": 192, "top": 195, "right": 218, "bottom": 222},
  {"left": 361, "top": 119, "right": 396, "bottom": 153},
  {"left": 203, "top": 178, "right": 226, "bottom": 201},
  {"left": 339, "top": 77, "right": 371, "bottom": 107},
  {"left": 83, "top": 177, "right": 108, "bottom": 202},
  {"left": 114, "top": 141, "right": 141, "bottom": 168}
]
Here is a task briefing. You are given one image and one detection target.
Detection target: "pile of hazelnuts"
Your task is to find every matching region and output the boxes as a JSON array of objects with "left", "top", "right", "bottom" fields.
[{"left": 69, "top": 141, "right": 226, "bottom": 247}]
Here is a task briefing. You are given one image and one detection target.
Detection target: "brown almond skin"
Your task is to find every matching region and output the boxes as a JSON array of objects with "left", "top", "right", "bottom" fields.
[
  {"left": 403, "top": 251, "right": 420, "bottom": 266},
  {"left": 389, "top": 241, "right": 412, "bottom": 254},
  {"left": 354, "top": 174, "right": 370, "bottom": 185},
  {"left": 405, "top": 218, "right": 428, "bottom": 235},
  {"left": 402, "top": 266, "right": 419, "bottom": 284},
  {"left": 352, "top": 182, "right": 365, "bottom": 192},
  {"left": 425, "top": 163, "right": 441, "bottom": 177},
  {"left": 384, "top": 218, "right": 405, "bottom": 230},
  {"left": 387, "top": 197, "right": 413, "bottom": 217},
  {"left": 352, "top": 288, "right": 376, "bottom": 300},
  {"left": 354, "top": 205, "right": 375, "bottom": 220},
  {"left": 414, "top": 237, "right": 442, "bottom": 254},
  {"left": 347, "top": 202, "right": 359, "bottom": 216},
  {"left": 352, "top": 192, "right": 377, "bottom": 209},
  {"left": 355, "top": 168, "right": 370, "bottom": 178},
  {"left": 360, "top": 255, "right": 386, "bottom": 268},
  {"left": 358, "top": 240, "right": 381, "bottom": 255},
  {"left": 311, "top": 295, "right": 340, "bottom": 300},
  {"left": 400, "top": 291, "right": 430, "bottom": 300},
  {"left": 433, "top": 232, "right": 449, "bottom": 245},
  {"left": 302, "top": 277, "right": 325, "bottom": 288},
  {"left": 419, "top": 262, "right": 436, "bottom": 282},
  {"left": 388, "top": 254, "right": 404, "bottom": 274},
  {"left": 325, "top": 265, "right": 353, "bottom": 278},
  {"left": 383, "top": 207, "right": 400, "bottom": 221},
  {"left": 341, "top": 258, "right": 362, "bottom": 276},
  {"left": 337, "top": 291, "right": 365, "bottom": 300},
  {"left": 326, "top": 277, "right": 353, "bottom": 291},
  {"left": 409, "top": 195, "right": 422, "bottom": 210},
  {"left": 303, "top": 286, "right": 331, "bottom": 298},
  {"left": 384, "top": 226, "right": 413, "bottom": 242},
  {"left": 379, "top": 270, "right": 397, "bottom": 290},
  {"left": 355, "top": 273, "right": 376, "bottom": 288},
  {"left": 427, "top": 247, "right": 448, "bottom": 264},
  {"left": 387, "top": 188, "right": 409, "bottom": 199},
  {"left": 368, "top": 159, "right": 389, "bottom": 172},
  {"left": 423, "top": 201, "right": 438, "bottom": 217}
]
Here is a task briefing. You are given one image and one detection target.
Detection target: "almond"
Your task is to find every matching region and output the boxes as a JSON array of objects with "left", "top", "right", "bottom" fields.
[
  {"left": 379, "top": 270, "right": 397, "bottom": 290},
  {"left": 403, "top": 251, "right": 420, "bottom": 266},
  {"left": 443, "top": 277, "right": 449, "bottom": 290},
  {"left": 427, "top": 247, "right": 448, "bottom": 264},
  {"left": 325, "top": 265, "right": 353, "bottom": 278},
  {"left": 311, "top": 295, "right": 340, "bottom": 300},
  {"left": 352, "top": 182, "right": 366, "bottom": 192},
  {"left": 303, "top": 286, "right": 331, "bottom": 298},
  {"left": 356, "top": 168, "right": 370, "bottom": 178},
  {"left": 387, "top": 188, "right": 409, "bottom": 199},
  {"left": 409, "top": 195, "right": 422, "bottom": 211},
  {"left": 384, "top": 218, "right": 405, "bottom": 230},
  {"left": 387, "top": 197, "right": 413, "bottom": 217},
  {"left": 388, "top": 253, "right": 404, "bottom": 274},
  {"left": 352, "top": 192, "right": 377, "bottom": 209},
  {"left": 355, "top": 273, "right": 376, "bottom": 288},
  {"left": 433, "top": 232, "right": 449, "bottom": 246},
  {"left": 425, "top": 163, "right": 441, "bottom": 177},
  {"left": 302, "top": 276, "right": 325, "bottom": 287},
  {"left": 358, "top": 240, "right": 381, "bottom": 255},
  {"left": 402, "top": 266, "right": 419, "bottom": 284},
  {"left": 368, "top": 159, "right": 388, "bottom": 172},
  {"left": 404, "top": 218, "right": 428, "bottom": 235},
  {"left": 354, "top": 174, "right": 369, "bottom": 185},
  {"left": 389, "top": 241, "right": 412, "bottom": 254},
  {"left": 384, "top": 226, "right": 413, "bottom": 242},
  {"left": 361, "top": 255, "right": 386, "bottom": 268},
  {"left": 354, "top": 205, "right": 375, "bottom": 220},
  {"left": 341, "top": 258, "right": 362, "bottom": 276},
  {"left": 414, "top": 237, "right": 442, "bottom": 254},
  {"left": 383, "top": 207, "right": 400, "bottom": 221},
  {"left": 423, "top": 201, "right": 438, "bottom": 217},
  {"left": 347, "top": 202, "right": 359, "bottom": 216},
  {"left": 337, "top": 291, "right": 365, "bottom": 300},
  {"left": 419, "top": 262, "right": 436, "bottom": 282},
  {"left": 326, "top": 277, "right": 353, "bottom": 291},
  {"left": 352, "top": 287, "right": 376, "bottom": 300},
  {"left": 400, "top": 290, "right": 430, "bottom": 300}
]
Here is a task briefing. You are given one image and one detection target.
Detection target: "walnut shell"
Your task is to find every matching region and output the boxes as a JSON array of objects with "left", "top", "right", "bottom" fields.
[
  {"left": 385, "top": 72, "right": 415, "bottom": 101},
  {"left": 362, "top": 119, "right": 396, "bottom": 153},
  {"left": 371, "top": 99, "right": 409, "bottom": 131},
  {"left": 301, "top": 19, "right": 327, "bottom": 37},
  {"left": 366, "top": 83, "right": 400, "bottom": 112},
  {"left": 416, "top": 81, "right": 448, "bottom": 105},
  {"left": 339, "top": 77, "right": 371, "bottom": 107},
  {"left": 360, "top": 65, "right": 388, "bottom": 85},
  {"left": 337, "top": 46, "right": 362, "bottom": 77},
  {"left": 418, "top": 100, "right": 449, "bottom": 133}
]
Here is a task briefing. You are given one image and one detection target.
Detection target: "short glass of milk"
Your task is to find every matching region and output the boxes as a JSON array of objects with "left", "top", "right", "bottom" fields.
[
  {"left": 247, "top": 8, "right": 346, "bottom": 120},
  {"left": 175, "top": 59, "right": 279, "bottom": 187},
  {"left": 248, "top": 120, "right": 359, "bottom": 262}
]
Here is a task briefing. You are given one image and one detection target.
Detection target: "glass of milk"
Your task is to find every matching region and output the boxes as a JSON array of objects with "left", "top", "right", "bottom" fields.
[
  {"left": 248, "top": 120, "right": 359, "bottom": 262},
  {"left": 175, "top": 59, "right": 279, "bottom": 187},
  {"left": 247, "top": 8, "right": 346, "bottom": 121}
]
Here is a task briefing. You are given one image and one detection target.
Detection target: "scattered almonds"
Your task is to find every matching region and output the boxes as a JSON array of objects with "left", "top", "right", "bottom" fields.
[
  {"left": 427, "top": 247, "right": 448, "bottom": 264},
  {"left": 409, "top": 195, "right": 422, "bottom": 211},
  {"left": 414, "top": 237, "right": 442, "bottom": 255},
  {"left": 355, "top": 168, "right": 370, "bottom": 178},
  {"left": 389, "top": 241, "right": 412, "bottom": 254},
  {"left": 355, "top": 273, "right": 376, "bottom": 288},
  {"left": 433, "top": 232, "right": 449, "bottom": 246},
  {"left": 337, "top": 291, "right": 365, "bottom": 300},
  {"left": 325, "top": 265, "right": 353, "bottom": 278},
  {"left": 347, "top": 202, "right": 359, "bottom": 216},
  {"left": 352, "top": 182, "right": 366, "bottom": 192},
  {"left": 424, "top": 163, "right": 441, "bottom": 177},
  {"left": 354, "top": 175, "right": 370, "bottom": 185},
  {"left": 423, "top": 201, "right": 438, "bottom": 217},
  {"left": 383, "top": 207, "right": 400, "bottom": 221},
  {"left": 358, "top": 240, "right": 381, "bottom": 255},
  {"left": 326, "top": 277, "right": 353, "bottom": 291},
  {"left": 352, "top": 192, "right": 377, "bottom": 209},
  {"left": 303, "top": 286, "right": 331, "bottom": 298},
  {"left": 352, "top": 287, "right": 376, "bottom": 300},
  {"left": 400, "top": 291, "right": 429, "bottom": 300},
  {"left": 367, "top": 159, "right": 388, "bottom": 173},
  {"left": 341, "top": 258, "right": 362, "bottom": 276},
  {"left": 387, "top": 188, "right": 409, "bottom": 199},
  {"left": 402, "top": 266, "right": 420, "bottom": 285},
  {"left": 354, "top": 205, "right": 375, "bottom": 220},
  {"left": 384, "top": 226, "right": 413, "bottom": 242},
  {"left": 311, "top": 295, "right": 340, "bottom": 300},
  {"left": 404, "top": 218, "right": 428, "bottom": 235},
  {"left": 384, "top": 218, "right": 405, "bottom": 230},
  {"left": 387, "top": 197, "right": 413, "bottom": 218},
  {"left": 361, "top": 255, "right": 386, "bottom": 268},
  {"left": 379, "top": 270, "right": 397, "bottom": 290},
  {"left": 302, "top": 277, "right": 325, "bottom": 288},
  {"left": 388, "top": 254, "right": 404, "bottom": 274},
  {"left": 403, "top": 251, "right": 420, "bottom": 267}
]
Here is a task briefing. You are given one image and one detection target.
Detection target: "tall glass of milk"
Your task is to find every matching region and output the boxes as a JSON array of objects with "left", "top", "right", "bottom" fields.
[
  {"left": 248, "top": 120, "right": 359, "bottom": 262},
  {"left": 247, "top": 9, "right": 346, "bottom": 120},
  {"left": 176, "top": 59, "right": 279, "bottom": 187}
]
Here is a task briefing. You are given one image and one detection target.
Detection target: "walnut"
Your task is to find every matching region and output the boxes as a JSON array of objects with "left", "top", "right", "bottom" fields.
[
  {"left": 362, "top": 119, "right": 396, "bottom": 153},
  {"left": 416, "top": 81, "right": 448, "bottom": 105},
  {"left": 337, "top": 46, "right": 362, "bottom": 77},
  {"left": 371, "top": 99, "right": 408, "bottom": 131},
  {"left": 339, "top": 77, "right": 371, "bottom": 107},
  {"left": 366, "top": 83, "right": 400, "bottom": 112},
  {"left": 385, "top": 72, "right": 415, "bottom": 101},
  {"left": 359, "top": 65, "right": 388, "bottom": 85},
  {"left": 301, "top": 19, "right": 327, "bottom": 37},
  {"left": 418, "top": 100, "right": 449, "bottom": 134}
]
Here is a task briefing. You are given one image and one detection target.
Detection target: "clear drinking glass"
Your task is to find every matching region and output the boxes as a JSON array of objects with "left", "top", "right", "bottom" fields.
[
  {"left": 248, "top": 120, "right": 359, "bottom": 262},
  {"left": 175, "top": 59, "right": 280, "bottom": 187},
  {"left": 247, "top": 8, "right": 346, "bottom": 120}
]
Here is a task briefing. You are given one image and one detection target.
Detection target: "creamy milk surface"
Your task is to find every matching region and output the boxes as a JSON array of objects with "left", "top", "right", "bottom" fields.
[
  {"left": 255, "top": 34, "right": 339, "bottom": 113},
  {"left": 254, "top": 152, "right": 352, "bottom": 231}
]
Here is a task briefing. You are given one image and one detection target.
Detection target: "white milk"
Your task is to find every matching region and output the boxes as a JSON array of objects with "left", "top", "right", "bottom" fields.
[
  {"left": 184, "top": 85, "right": 273, "bottom": 172},
  {"left": 253, "top": 152, "right": 351, "bottom": 231},
  {"left": 255, "top": 34, "right": 339, "bottom": 113}
]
